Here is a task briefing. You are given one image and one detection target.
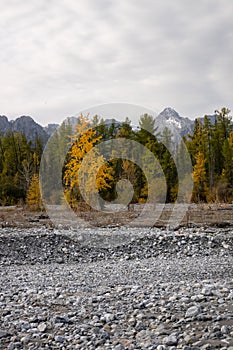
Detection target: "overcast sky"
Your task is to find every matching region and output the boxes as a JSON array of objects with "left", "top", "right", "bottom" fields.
[{"left": 0, "top": 0, "right": 233, "bottom": 125}]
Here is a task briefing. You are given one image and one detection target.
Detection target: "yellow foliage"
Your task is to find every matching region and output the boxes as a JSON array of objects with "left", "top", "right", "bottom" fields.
[
  {"left": 193, "top": 151, "right": 206, "bottom": 184},
  {"left": 26, "top": 174, "right": 42, "bottom": 210},
  {"left": 192, "top": 151, "right": 208, "bottom": 201},
  {"left": 64, "top": 115, "right": 113, "bottom": 206}
]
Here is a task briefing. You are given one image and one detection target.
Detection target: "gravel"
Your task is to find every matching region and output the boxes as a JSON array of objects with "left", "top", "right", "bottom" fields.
[{"left": 0, "top": 225, "right": 233, "bottom": 349}]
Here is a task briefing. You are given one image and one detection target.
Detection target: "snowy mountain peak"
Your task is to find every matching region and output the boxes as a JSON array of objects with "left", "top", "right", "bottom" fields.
[
  {"left": 154, "top": 108, "right": 194, "bottom": 143},
  {"left": 159, "top": 107, "right": 181, "bottom": 120}
]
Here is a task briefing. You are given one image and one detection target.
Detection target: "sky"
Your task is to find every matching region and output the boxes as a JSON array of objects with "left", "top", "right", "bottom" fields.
[{"left": 0, "top": 0, "right": 233, "bottom": 126}]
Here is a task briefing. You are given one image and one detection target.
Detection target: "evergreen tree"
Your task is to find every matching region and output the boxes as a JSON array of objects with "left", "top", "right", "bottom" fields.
[{"left": 139, "top": 113, "right": 157, "bottom": 134}]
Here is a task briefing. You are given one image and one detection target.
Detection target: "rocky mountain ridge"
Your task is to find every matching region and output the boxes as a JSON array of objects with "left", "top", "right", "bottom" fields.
[
  {"left": 0, "top": 115, "right": 49, "bottom": 144},
  {"left": 0, "top": 108, "right": 220, "bottom": 144},
  {"left": 155, "top": 107, "right": 194, "bottom": 139}
]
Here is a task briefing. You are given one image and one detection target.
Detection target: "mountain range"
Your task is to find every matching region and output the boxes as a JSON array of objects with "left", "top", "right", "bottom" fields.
[
  {"left": 0, "top": 108, "right": 217, "bottom": 145},
  {"left": 0, "top": 115, "right": 50, "bottom": 145}
]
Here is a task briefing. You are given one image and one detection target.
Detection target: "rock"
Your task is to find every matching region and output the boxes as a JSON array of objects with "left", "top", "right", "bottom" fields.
[
  {"left": 185, "top": 306, "right": 200, "bottom": 318},
  {"left": 102, "top": 313, "right": 115, "bottom": 323},
  {"left": 0, "top": 329, "right": 9, "bottom": 338},
  {"left": 20, "top": 336, "right": 31, "bottom": 344},
  {"left": 201, "top": 344, "right": 212, "bottom": 350},
  {"left": 162, "top": 334, "right": 178, "bottom": 346},
  {"left": 54, "top": 335, "right": 66, "bottom": 343},
  {"left": 201, "top": 287, "right": 213, "bottom": 296},
  {"left": 157, "top": 346, "right": 166, "bottom": 350},
  {"left": 128, "top": 317, "right": 136, "bottom": 326},
  {"left": 0, "top": 225, "right": 233, "bottom": 349},
  {"left": 155, "top": 324, "right": 167, "bottom": 335},
  {"left": 218, "top": 298, "right": 225, "bottom": 304},
  {"left": 221, "top": 325, "right": 229, "bottom": 334},
  {"left": 115, "top": 345, "right": 125, "bottom": 350},
  {"left": 37, "top": 322, "right": 47, "bottom": 332},
  {"left": 53, "top": 315, "right": 70, "bottom": 324},
  {"left": 7, "top": 343, "right": 15, "bottom": 350},
  {"left": 222, "top": 242, "right": 230, "bottom": 249},
  {"left": 191, "top": 294, "right": 205, "bottom": 302},
  {"left": 227, "top": 291, "right": 233, "bottom": 299}
]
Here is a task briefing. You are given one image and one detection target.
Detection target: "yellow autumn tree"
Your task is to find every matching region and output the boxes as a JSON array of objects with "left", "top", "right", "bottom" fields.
[
  {"left": 192, "top": 151, "right": 208, "bottom": 202},
  {"left": 26, "top": 174, "right": 42, "bottom": 210},
  {"left": 64, "top": 115, "right": 113, "bottom": 209}
]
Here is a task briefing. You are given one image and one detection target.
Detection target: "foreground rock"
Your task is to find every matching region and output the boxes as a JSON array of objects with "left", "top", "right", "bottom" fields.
[
  {"left": 0, "top": 226, "right": 232, "bottom": 264},
  {"left": 0, "top": 226, "right": 232, "bottom": 349}
]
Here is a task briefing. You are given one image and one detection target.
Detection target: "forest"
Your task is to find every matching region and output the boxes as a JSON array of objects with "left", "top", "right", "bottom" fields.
[{"left": 0, "top": 107, "right": 232, "bottom": 209}]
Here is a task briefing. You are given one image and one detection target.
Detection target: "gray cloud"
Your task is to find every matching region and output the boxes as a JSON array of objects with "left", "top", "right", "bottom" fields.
[{"left": 0, "top": 0, "right": 232, "bottom": 125}]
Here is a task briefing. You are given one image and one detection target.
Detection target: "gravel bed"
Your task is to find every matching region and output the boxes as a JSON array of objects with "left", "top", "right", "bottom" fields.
[{"left": 0, "top": 226, "right": 233, "bottom": 349}]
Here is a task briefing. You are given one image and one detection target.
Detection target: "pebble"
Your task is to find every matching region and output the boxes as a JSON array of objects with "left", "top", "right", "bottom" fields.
[
  {"left": 163, "top": 334, "right": 178, "bottom": 346},
  {"left": 0, "top": 226, "right": 232, "bottom": 349},
  {"left": 54, "top": 335, "right": 65, "bottom": 343},
  {"left": 0, "top": 329, "right": 9, "bottom": 338},
  {"left": 37, "top": 322, "right": 47, "bottom": 332},
  {"left": 185, "top": 305, "right": 200, "bottom": 318}
]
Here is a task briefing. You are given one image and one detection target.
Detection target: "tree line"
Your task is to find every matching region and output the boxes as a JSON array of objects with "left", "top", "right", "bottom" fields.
[
  {"left": 0, "top": 107, "right": 232, "bottom": 209},
  {"left": 185, "top": 108, "right": 233, "bottom": 202},
  {"left": 0, "top": 132, "right": 43, "bottom": 206}
]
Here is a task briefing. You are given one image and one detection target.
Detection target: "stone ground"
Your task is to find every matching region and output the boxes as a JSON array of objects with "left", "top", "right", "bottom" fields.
[{"left": 0, "top": 207, "right": 233, "bottom": 349}]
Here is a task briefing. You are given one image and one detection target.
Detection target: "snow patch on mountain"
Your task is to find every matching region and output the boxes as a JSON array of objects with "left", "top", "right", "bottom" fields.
[
  {"left": 154, "top": 107, "right": 194, "bottom": 144},
  {"left": 166, "top": 117, "right": 182, "bottom": 129}
]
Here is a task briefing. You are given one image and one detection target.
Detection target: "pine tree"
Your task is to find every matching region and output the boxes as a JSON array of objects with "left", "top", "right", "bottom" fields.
[
  {"left": 139, "top": 114, "right": 157, "bottom": 134},
  {"left": 217, "top": 131, "right": 233, "bottom": 202}
]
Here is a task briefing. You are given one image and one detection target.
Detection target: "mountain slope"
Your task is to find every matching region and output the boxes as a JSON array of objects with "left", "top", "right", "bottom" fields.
[
  {"left": 0, "top": 108, "right": 223, "bottom": 146},
  {"left": 0, "top": 115, "right": 48, "bottom": 145},
  {"left": 155, "top": 107, "right": 194, "bottom": 142}
]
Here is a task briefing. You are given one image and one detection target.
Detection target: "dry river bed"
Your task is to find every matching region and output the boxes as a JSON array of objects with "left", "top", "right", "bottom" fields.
[{"left": 0, "top": 225, "right": 233, "bottom": 350}]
